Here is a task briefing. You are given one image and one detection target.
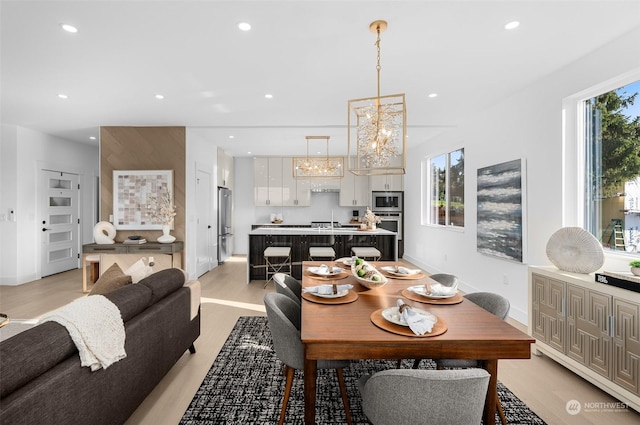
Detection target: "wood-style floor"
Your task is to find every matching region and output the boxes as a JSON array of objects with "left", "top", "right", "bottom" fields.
[{"left": 1, "top": 256, "right": 638, "bottom": 425}]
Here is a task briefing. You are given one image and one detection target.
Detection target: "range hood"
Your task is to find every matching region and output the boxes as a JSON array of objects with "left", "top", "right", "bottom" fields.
[{"left": 310, "top": 188, "right": 340, "bottom": 193}]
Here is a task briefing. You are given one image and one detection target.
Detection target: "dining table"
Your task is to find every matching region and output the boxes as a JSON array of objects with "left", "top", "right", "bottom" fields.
[{"left": 300, "top": 260, "right": 535, "bottom": 425}]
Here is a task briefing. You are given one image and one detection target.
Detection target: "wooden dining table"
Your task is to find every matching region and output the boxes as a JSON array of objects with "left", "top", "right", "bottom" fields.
[{"left": 301, "top": 261, "right": 535, "bottom": 425}]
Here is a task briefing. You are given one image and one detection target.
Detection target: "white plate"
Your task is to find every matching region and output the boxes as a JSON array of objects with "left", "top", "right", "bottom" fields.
[
  {"left": 307, "top": 266, "right": 344, "bottom": 276},
  {"left": 335, "top": 257, "right": 354, "bottom": 266},
  {"left": 311, "top": 289, "right": 349, "bottom": 299},
  {"left": 407, "top": 285, "right": 457, "bottom": 299},
  {"left": 380, "top": 266, "right": 421, "bottom": 276},
  {"left": 381, "top": 306, "right": 437, "bottom": 327}
]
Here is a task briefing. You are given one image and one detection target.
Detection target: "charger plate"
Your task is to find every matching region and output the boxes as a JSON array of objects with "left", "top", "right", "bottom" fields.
[
  {"left": 401, "top": 289, "right": 464, "bottom": 305},
  {"left": 302, "top": 291, "right": 358, "bottom": 305},
  {"left": 370, "top": 309, "right": 447, "bottom": 337}
]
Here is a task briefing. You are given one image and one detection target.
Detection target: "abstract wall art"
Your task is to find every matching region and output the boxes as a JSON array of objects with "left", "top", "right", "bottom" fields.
[{"left": 113, "top": 170, "right": 173, "bottom": 230}]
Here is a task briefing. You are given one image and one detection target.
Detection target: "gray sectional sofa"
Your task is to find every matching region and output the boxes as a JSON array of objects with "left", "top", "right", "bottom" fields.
[{"left": 0, "top": 268, "right": 200, "bottom": 425}]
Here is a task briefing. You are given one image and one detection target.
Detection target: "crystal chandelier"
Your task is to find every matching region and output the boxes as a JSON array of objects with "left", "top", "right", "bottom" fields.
[
  {"left": 293, "top": 136, "right": 344, "bottom": 178},
  {"left": 348, "top": 20, "right": 406, "bottom": 176}
]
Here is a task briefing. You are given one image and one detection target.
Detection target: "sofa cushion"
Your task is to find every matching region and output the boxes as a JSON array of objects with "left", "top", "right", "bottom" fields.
[
  {"left": 89, "top": 263, "right": 132, "bottom": 295},
  {"left": 138, "top": 268, "right": 186, "bottom": 305},
  {"left": 104, "top": 283, "right": 153, "bottom": 323},
  {"left": 0, "top": 322, "right": 76, "bottom": 398}
]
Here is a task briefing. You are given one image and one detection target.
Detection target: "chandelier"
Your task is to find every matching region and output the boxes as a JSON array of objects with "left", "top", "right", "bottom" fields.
[
  {"left": 348, "top": 20, "right": 406, "bottom": 176},
  {"left": 293, "top": 136, "right": 344, "bottom": 178}
]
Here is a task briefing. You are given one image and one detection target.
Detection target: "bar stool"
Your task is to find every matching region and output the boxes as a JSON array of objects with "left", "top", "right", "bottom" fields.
[
  {"left": 351, "top": 247, "right": 381, "bottom": 261},
  {"left": 264, "top": 246, "right": 292, "bottom": 287},
  {"left": 309, "top": 247, "right": 336, "bottom": 261}
]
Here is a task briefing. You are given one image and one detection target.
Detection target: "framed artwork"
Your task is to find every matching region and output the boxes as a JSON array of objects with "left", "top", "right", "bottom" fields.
[
  {"left": 476, "top": 159, "right": 526, "bottom": 263},
  {"left": 113, "top": 170, "right": 173, "bottom": 230}
]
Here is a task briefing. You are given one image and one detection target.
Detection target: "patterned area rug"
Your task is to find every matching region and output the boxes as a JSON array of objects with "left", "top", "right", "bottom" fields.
[{"left": 181, "top": 316, "right": 547, "bottom": 425}]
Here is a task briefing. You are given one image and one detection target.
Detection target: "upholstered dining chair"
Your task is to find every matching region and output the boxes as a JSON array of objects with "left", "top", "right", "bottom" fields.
[
  {"left": 428, "top": 273, "right": 458, "bottom": 287},
  {"left": 434, "top": 292, "right": 511, "bottom": 425},
  {"left": 273, "top": 273, "right": 300, "bottom": 305},
  {"left": 273, "top": 273, "right": 302, "bottom": 302},
  {"left": 263, "top": 293, "right": 352, "bottom": 425},
  {"left": 358, "top": 368, "right": 490, "bottom": 425}
]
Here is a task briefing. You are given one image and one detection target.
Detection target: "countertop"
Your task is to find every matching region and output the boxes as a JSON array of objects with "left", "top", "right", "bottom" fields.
[{"left": 249, "top": 226, "right": 396, "bottom": 236}]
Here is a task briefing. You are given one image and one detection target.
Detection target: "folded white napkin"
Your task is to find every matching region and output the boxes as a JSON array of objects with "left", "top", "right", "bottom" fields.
[
  {"left": 397, "top": 266, "right": 420, "bottom": 275},
  {"left": 315, "top": 264, "right": 344, "bottom": 274},
  {"left": 303, "top": 284, "right": 353, "bottom": 295},
  {"left": 397, "top": 299, "right": 435, "bottom": 335},
  {"left": 429, "top": 283, "right": 457, "bottom": 296}
]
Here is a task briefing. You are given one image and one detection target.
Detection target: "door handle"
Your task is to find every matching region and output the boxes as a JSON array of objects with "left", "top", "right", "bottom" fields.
[{"left": 42, "top": 228, "right": 51, "bottom": 232}]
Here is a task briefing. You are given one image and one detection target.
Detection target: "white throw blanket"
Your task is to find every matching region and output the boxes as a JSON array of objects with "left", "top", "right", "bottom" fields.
[{"left": 40, "top": 295, "right": 126, "bottom": 371}]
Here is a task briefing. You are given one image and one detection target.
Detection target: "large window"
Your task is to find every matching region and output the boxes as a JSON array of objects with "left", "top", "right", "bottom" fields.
[
  {"left": 423, "top": 148, "right": 464, "bottom": 227},
  {"left": 584, "top": 80, "right": 640, "bottom": 253}
]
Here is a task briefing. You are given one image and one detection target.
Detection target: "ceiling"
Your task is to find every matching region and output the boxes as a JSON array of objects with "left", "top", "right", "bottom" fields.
[{"left": 2, "top": 0, "right": 640, "bottom": 157}]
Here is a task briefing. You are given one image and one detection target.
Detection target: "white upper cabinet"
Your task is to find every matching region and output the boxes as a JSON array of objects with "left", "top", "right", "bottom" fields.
[
  {"left": 282, "top": 158, "right": 311, "bottom": 206},
  {"left": 340, "top": 170, "right": 370, "bottom": 206},
  {"left": 369, "top": 174, "right": 403, "bottom": 191},
  {"left": 254, "top": 157, "right": 284, "bottom": 206},
  {"left": 217, "top": 147, "right": 234, "bottom": 189}
]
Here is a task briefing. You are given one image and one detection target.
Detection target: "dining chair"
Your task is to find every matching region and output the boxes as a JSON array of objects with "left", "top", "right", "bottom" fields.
[
  {"left": 263, "top": 293, "right": 353, "bottom": 425},
  {"left": 434, "top": 292, "right": 511, "bottom": 425},
  {"left": 428, "top": 273, "right": 458, "bottom": 287},
  {"left": 273, "top": 273, "right": 300, "bottom": 305},
  {"left": 358, "top": 368, "right": 490, "bottom": 425},
  {"left": 273, "top": 273, "right": 302, "bottom": 301}
]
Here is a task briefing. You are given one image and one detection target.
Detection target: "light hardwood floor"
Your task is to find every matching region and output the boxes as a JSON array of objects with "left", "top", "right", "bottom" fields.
[{"left": 1, "top": 256, "right": 638, "bottom": 425}]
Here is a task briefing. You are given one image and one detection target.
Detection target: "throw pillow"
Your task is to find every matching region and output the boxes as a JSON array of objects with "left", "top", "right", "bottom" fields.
[
  {"left": 89, "top": 263, "right": 132, "bottom": 295},
  {"left": 125, "top": 258, "right": 151, "bottom": 283}
]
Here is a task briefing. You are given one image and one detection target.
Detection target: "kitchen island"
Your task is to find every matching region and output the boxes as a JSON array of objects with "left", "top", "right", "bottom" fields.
[{"left": 247, "top": 226, "right": 397, "bottom": 282}]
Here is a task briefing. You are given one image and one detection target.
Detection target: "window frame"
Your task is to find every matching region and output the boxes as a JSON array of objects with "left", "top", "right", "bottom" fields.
[{"left": 421, "top": 146, "right": 465, "bottom": 229}]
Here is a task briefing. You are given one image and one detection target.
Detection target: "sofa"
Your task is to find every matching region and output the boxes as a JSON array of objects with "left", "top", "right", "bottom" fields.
[{"left": 0, "top": 268, "right": 200, "bottom": 425}]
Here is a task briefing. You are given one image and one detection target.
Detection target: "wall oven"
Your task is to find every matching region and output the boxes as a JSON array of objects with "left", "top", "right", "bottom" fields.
[
  {"left": 375, "top": 213, "right": 403, "bottom": 240},
  {"left": 372, "top": 191, "right": 403, "bottom": 212}
]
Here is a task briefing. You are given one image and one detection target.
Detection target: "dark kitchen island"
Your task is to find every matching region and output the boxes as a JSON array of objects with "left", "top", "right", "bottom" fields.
[{"left": 247, "top": 226, "right": 398, "bottom": 282}]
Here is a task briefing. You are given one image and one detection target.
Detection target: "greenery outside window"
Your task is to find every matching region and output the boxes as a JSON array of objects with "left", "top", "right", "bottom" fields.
[
  {"left": 584, "top": 80, "right": 640, "bottom": 253},
  {"left": 423, "top": 148, "right": 464, "bottom": 227}
]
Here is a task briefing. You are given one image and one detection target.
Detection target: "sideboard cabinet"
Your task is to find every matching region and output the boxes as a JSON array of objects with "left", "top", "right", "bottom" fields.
[{"left": 529, "top": 266, "right": 640, "bottom": 411}]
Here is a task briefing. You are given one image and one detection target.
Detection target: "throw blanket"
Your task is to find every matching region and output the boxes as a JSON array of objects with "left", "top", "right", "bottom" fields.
[{"left": 40, "top": 295, "right": 126, "bottom": 371}]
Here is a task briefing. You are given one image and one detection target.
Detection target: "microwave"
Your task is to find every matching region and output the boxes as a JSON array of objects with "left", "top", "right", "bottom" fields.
[{"left": 372, "top": 191, "right": 403, "bottom": 212}]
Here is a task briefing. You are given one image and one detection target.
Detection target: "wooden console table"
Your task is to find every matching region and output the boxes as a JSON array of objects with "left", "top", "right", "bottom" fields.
[{"left": 81, "top": 242, "right": 184, "bottom": 293}]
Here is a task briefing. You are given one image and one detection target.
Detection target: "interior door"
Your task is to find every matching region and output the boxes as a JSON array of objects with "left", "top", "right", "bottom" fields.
[
  {"left": 40, "top": 169, "right": 80, "bottom": 277},
  {"left": 195, "top": 168, "right": 213, "bottom": 276}
]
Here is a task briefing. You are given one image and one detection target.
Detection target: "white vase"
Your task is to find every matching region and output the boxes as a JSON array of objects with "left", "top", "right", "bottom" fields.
[{"left": 157, "top": 224, "right": 176, "bottom": 244}]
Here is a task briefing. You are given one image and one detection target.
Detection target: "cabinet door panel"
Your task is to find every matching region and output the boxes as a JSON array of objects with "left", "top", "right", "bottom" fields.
[
  {"left": 613, "top": 299, "right": 640, "bottom": 394},
  {"left": 531, "top": 274, "right": 565, "bottom": 352}
]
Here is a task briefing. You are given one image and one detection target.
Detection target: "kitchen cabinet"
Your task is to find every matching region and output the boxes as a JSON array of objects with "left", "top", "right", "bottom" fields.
[
  {"left": 254, "top": 157, "right": 283, "bottom": 206},
  {"left": 340, "top": 168, "right": 370, "bottom": 206},
  {"left": 282, "top": 158, "right": 311, "bottom": 206},
  {"left": 217, "top": 147, "right": 234, "bottom": 189},
  {"left": 529, "top": 267, "right": 640, "bottom": 411},
  {"left": 370, "top": 174, "right": 403, "bottom": 191}
]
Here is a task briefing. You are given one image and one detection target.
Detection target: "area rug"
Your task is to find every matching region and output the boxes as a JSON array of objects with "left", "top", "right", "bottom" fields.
[{"left": 181, "top": 316, "right": 547, "bottom": 425}]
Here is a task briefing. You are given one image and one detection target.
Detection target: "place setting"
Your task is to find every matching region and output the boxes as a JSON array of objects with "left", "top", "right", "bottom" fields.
[
  {"left": 379, "top": 265, "right": 426, "bottom": 280},
  {"left": 401, "top": 281, "right": 463, "bottom": 305},
  {"left": 370, "top": 299, "right": 447, "bottom": 337},
  {"left": 303, "top": 264, "right": 349, "bottom": 281},
  {"left": 301, "top": 283, "right": 358, "bottom": 304}
]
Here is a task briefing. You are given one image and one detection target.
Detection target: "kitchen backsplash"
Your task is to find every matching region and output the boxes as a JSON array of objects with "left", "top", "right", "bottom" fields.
[{"left": 254, "top": 192, "right": 362, "bottom": 224}]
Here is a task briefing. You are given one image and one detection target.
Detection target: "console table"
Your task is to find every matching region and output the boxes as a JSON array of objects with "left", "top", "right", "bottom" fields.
[{"left": 82, "top": 242, "right": 184, "bottom": 293}]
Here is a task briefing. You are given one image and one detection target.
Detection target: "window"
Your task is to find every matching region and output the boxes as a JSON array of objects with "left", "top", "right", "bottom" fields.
[
  {"left": 584, "top": 80, "right": 640, "bottom": 253},
  {"left": 423, "top": 148, "right": 464, "bottom": 227}
]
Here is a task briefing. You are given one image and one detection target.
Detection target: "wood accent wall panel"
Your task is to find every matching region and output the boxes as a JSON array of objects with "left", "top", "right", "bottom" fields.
[{"left": 100, "top": 127, "right": 186, "bottom": 244}]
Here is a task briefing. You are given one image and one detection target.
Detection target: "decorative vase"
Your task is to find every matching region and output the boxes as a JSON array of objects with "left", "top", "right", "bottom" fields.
[
  {"left": 157, "top": 224, "right": 176, "bottom": 244},
  {"left": 369, "top": 223, "right": 377, "bottom": 230},
  {"left": 631, "top": 267, "right": 640, "bottom": 276}
]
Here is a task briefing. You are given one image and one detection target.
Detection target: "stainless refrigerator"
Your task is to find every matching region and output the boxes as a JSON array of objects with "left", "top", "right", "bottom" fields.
[{"left": 218, "top": 187, "right": 233, "bottom": 264}]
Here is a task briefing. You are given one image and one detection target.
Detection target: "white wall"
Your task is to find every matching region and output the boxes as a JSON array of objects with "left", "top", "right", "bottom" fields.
[
  {"left": 0, "top": 125, "right": 99, "bottom": 285},
  {"left": 403, "top": 27, "right": 640, "bottom": 325}
]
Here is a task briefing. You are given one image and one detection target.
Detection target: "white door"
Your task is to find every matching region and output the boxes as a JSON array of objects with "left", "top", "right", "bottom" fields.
[
  {"left": 195, "top": 168, "right": 213, "bottom": 277},
  {"left": 40, "top": 169, "right": 80, "bottom": 277}
]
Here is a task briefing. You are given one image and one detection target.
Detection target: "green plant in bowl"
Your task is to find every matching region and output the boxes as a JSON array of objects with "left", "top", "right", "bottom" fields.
[{"left": 629, "top": 260, "right": 640, "bottom": 276}]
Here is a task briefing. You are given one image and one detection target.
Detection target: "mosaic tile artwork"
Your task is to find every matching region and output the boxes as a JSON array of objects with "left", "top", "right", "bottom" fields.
[{"left": 113, "top": 170, "right": 172, "bottom": 229}]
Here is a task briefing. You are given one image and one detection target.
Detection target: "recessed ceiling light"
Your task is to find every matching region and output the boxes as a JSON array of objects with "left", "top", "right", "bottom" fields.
[
  {"left": 60, "top": 23, "right": 78, "bottom": 33},
  {"left": 155, "top": 94, "right": 164, "bottom": 100},
  {"left": 247, "top": 151, "right": 252, "bottom": 155},
  {"left": 238, "top": 22, "right": 251, "bottom": 31},
  {"left": 428, "top": 93, "right": 438, "bottom": 98},
  {"left": 229, "top": 135, "right": 235, "bottom": 139},
  {"left": 265, "top": 94, "right": 273, "bottom": 99},
  {"left": 57, "top": 93, "right": 68, "bottom": 99},
  {"left": 90, "top": 136, "right": 96, "bottom": 140},
  {"left": 504, "top": 21, "right": 520, "bottom": 30}
]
